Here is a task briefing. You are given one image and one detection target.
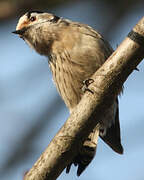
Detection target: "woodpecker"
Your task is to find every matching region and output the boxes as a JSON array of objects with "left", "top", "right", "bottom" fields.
[{"left": 13, "top": 11, "right": 123, "bottom": 176}]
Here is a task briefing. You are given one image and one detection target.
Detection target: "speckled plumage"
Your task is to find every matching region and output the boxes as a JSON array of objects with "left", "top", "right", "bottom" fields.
[{"left": 14, "top": 12, "right": 123, "bottom": 176}]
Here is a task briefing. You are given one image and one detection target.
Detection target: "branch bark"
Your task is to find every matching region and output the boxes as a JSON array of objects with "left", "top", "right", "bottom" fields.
[{"left": 24, "top": 17, "right": 144, "bottom": 180}]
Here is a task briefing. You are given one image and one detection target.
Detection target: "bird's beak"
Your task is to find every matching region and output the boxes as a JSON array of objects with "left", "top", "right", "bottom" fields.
[
  {"left": 12, "top": 27, "right": 27, "bottom": 35},
  {"left": 12, "top": 30, "right": 23, "bottom": 35}
]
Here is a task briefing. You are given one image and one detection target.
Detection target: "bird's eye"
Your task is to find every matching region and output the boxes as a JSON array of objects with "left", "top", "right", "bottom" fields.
[{"left": 30, "top": 16, "right": 36, "bottom": 22}]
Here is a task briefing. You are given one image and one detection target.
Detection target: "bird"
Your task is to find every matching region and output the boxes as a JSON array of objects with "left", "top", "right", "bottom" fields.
[{"left": 13, "top": 11, "right": 123, "bottom": 176}]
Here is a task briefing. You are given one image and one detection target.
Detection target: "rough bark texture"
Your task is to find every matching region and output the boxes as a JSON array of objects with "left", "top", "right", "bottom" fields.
[{"left": 24, "top": 17, "right": 144, "bottom": 180}]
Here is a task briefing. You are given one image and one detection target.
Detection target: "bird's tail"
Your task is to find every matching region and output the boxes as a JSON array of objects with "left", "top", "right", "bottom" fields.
[
  {"left": 66, "top": 99, "right": 123, "bottom": 176},
  {"left": 66, "top": 125, "right": 99, "bottom": 176},
  {"left": 100, "top": 99, "right": 123, "bottom": 154}
]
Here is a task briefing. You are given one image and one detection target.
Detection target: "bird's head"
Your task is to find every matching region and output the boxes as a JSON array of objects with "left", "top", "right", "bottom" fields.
[{"left": 13, "top": 11, "right": 61, "bottom": 55}]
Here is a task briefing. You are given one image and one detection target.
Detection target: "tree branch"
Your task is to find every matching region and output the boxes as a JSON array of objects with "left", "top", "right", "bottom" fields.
[{"left": 24, "top": 17, "right": 144, "bottom": 180}]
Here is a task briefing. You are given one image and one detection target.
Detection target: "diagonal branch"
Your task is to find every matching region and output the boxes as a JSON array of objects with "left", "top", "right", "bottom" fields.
[{"left": 24, "top": 17, "right": 144, "bottom": 180}]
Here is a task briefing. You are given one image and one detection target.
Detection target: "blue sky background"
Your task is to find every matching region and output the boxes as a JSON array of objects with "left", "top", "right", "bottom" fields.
[{"left": 0, "top": 0, "right": 144, "bottom": 179}]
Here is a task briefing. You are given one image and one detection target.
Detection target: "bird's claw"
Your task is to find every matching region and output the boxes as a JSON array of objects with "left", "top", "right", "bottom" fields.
[
  {"left": 82, "top": 79, "right": 94, "bottom": 94},
  {"left": 135, "top": 67, "right": 139, "bottom": 71}
]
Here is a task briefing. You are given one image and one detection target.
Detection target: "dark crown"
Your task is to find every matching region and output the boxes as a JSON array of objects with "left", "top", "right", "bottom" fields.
[{"left": 26, "top": 11, "right": 43, "bottom": 18}]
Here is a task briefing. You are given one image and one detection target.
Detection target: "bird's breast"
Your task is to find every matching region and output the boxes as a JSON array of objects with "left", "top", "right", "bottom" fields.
[{"left": 49, "top": 53, "right": 84, "bottom": 111}]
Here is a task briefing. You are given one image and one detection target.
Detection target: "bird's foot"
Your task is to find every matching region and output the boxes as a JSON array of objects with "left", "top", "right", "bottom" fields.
[
  {"left": 135, "top": 67, "right": 139, "bottom": 71},
  {"left": 82, "top": 79, "right": 94, "bottom": 94}
]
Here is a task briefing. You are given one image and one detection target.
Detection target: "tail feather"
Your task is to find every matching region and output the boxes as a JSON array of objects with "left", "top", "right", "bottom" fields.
[
  {"left": 100, "top": 99, "right": 123, "bottom": 154},
  {"left": 75, "top": 146, "right": 96, "bottom": 176},
  {"left": 66, "top": 98, "right": 123, "bottom": 175},
  {"left": 66, "top": 126, "right": 99, "bottom": 176},
  {"left": 66, "top": 145, "right": 97, "bottom": 176}
]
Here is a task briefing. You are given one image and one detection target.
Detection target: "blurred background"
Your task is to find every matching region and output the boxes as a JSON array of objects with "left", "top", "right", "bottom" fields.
[{"left": 0, "top": 0, "right": 144, "bottom": 179}]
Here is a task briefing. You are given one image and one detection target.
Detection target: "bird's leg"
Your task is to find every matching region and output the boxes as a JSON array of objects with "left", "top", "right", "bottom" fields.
[{"left": 82, "top": 79, "right": 94, "bottom": 94}]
